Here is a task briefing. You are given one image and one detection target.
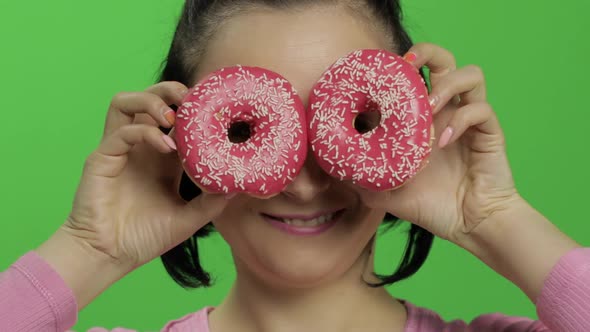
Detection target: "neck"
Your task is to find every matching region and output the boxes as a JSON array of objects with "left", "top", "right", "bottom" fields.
[{"left": 209, "top": 241, "right": 407, "bottom": 332}]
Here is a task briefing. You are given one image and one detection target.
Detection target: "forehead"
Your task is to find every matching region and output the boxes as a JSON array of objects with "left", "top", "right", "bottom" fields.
[{"left": 195, "top": 5, "right": 392, "bottom": 104}]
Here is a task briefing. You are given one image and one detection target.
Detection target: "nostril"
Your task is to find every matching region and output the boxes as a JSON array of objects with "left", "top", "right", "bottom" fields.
[{"left": 282, "top": 164, "right": 331, "bottom": 202}]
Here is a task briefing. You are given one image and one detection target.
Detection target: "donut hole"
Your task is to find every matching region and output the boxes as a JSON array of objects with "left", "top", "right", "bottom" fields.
[
  {"left": 228, "top": 121, "right": 253, "bottom": 143},
  {"left": 354, "top": 108, "right": 382, "bottom": 134}
]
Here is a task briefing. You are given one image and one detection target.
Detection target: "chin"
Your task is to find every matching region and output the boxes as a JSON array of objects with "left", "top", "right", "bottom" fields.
[
  {"left": 265, "top": 243, "right": 360, "bottom": 288},
  {"left": 215, "top": 205, "right": 386, "bottom": 289}
]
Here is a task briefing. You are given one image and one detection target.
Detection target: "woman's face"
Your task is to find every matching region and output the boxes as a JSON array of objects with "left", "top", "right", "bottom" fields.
[{"left": 195, "top": 5, "right": 392, "bottom": 288}]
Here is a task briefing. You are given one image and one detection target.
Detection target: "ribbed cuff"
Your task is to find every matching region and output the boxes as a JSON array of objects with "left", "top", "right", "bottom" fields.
[
  {"left": 536, "top": 247, "right": 590, "bottom": 331},
  {"left": 12, "top": 251, "right": 78, "bottom": 331}
]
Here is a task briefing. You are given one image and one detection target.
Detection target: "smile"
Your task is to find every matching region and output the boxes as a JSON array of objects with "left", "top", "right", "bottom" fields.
[
  {"left": 269, "top": 212, "right": 334, "bottom": 227},
  {"left": 261, "top": 209, "right": 345, "bottom": 236}
]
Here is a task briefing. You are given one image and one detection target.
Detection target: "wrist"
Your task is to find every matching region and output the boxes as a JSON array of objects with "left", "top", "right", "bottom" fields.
[
  {"left": 455, "top": 194, "right": 527, "bottom": 255},
  {"left": 456, "top": 195, "right": 579, "bottom": 302},
  {"left": 36, "top": 225, "right": 134, "bottom": 309}
]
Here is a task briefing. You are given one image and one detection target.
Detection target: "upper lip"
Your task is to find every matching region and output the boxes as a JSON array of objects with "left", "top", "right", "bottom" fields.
[{"left": 262, "top": 208, "right": 344, "bottom": 221}]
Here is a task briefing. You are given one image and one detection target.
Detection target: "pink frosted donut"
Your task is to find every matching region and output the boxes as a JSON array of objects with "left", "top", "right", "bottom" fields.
[
  {"left": 308, "top": 49, "right": 434, "bottom": 191},
  {"left": 175, "top": 65, "right": 307, "bottom": 196}
]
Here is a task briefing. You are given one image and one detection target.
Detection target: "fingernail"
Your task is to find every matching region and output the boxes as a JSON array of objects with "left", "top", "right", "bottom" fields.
[
  {"left": 162, "top": 134, "right": 177, "bottom": 151},
  {"left": 403, "top": 52, "right": 417, "bottom": 64},
  {"left": 225, "top": 193, "right": 237, "bottom": 200},
  {"left": 164, "top": 108, "right": 176, "bottom": 126},
  {"left": 438, "top": 126, "right": 454, "bottom": 148},
  {"left": 178, "top": 89, "right": 189, "bottom": 101},
  {"left": 429, "top": 95, "right": 439, "bottom": 109}
]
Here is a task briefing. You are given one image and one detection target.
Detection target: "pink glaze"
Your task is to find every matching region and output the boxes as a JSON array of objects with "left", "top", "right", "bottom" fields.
[
  {"left": 175, "top": 66, "right": 307, "bottom": 196},
  {"left": 308, "top": 49, "right": 433, "bottom": 191}
]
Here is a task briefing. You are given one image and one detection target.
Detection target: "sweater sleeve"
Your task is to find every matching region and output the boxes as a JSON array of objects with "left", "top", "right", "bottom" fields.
[
  {"left": 406, "top": 247, "right": 590, "bottom": 332},
  {"left": 0, "top": 251, "right": 78, "bottom": 332},
  {"left": 468, "top": 247, "right": 590, "bottom": 332},
  {"left": 536, "top": 247, "right": 590, "bottom": 331},
  {"left": 0, "top": 251, "right": 209, "bottom": 332}
]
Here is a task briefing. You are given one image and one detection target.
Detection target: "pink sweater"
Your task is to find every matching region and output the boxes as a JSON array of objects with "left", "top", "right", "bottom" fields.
[{"left": 1, "top": 248, "right": 589, "bottom": 332}]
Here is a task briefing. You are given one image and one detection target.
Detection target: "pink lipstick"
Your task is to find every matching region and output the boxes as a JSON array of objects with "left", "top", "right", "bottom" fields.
[{"left": 262, "top": 209, "right": 345, "bottom": 236}]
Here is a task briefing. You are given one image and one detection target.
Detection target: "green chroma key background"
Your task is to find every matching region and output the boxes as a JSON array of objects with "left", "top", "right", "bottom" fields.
[{"left": 1, "top": 0, "right": 589, "bottom": 330}]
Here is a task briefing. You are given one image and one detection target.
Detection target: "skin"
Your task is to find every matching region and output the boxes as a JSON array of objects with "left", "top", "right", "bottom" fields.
[
  {"left": 34, "top": 3, "right": 580, "bottom": 332},
  {"left": 197, "top": 8, "right": 407, "bottom": 331}
]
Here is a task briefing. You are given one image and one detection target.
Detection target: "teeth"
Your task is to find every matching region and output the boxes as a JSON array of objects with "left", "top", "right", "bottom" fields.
[{"left": 282, "top": 213, "right": 334, "bottom": 227}]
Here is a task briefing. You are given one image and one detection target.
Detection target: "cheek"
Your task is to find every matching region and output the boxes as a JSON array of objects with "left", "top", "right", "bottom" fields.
[
  {"left": 345, "top": 208, "right": 387, "bottom": 254},
  {"left": 210, "top": 204, "right": 252, "bottom": 245}
]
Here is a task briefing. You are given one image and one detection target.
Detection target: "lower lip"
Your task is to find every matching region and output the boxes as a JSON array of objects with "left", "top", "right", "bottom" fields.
[{"left": 262, "top": 210, "right": 343, "bottom": 236}]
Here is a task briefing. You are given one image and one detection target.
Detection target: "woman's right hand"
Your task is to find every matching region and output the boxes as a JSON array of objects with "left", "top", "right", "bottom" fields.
[{"left": 62, "top": 81, "right": 229, "bottom": 270}]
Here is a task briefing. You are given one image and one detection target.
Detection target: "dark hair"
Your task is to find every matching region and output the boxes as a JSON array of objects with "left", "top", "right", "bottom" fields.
[{"left": 157, "top": 0, "right": 434, "bottom": 289}]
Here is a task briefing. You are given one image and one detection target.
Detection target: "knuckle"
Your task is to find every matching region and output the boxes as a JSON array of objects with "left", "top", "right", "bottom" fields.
[
  {"left": 145, "top": 124, "right": 162, "bottom": 136},
  {"left": 151, "top": 81, "right": 170, "bottom": 88},
  {"left": 156, "top": 80, "right": 180, "bottom": 88},
  {"left": 117, "top": 124, "right": 134, "bottom": 134},
  {"left": 466, "top": 64, "right": 484, "bottom": 77},
  {"left": 147, "top": 94, "right": 168, "bottom": 113},
  {"left": 130, "top": 123, "right": 158, "bottom": 136},
  {"left": 435, "top": 76, "right": 456, "bottom": 96},
  {"left": 449, "top": 114, "right": 465, "bottom": 129},
  {"left": 145, "top": 81, "right": 169, "bottom": 94},
  {"left": 430, "top": 44, "right": 456, "bottom": 65},
  {"left": 83, "top": 151, "right": 99, "bottom": 169},
  {"left": 445, "top": 57, "right": 457, "bottom": 71},
  {"left": 83, "top": 151, "right": 110, "bottom": 173},
  {"left": 479, "top": 102, "right": 494, "bottom": 114},
  {"left": 121, "top": 125, "right": 148, "bottom": 144},
  {"left": 110, "top": 91, "right": 130, "bottom": 106},
  {"left": 440, "top": 52, "right": 457, "bottom": 70},
  {"left": 115, "top": 124, "right": 141, "bottom": 139},
  {"left": 148, "top": 81, "right": 187, "bottom": 96},
  {"left": 168, "top": 81, "right": 188, "bottom": 91}
]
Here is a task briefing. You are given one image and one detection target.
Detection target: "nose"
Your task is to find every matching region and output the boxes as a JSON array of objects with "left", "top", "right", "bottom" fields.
[{"left": 282, "top": 151, "right": 331, "bottom": 202}]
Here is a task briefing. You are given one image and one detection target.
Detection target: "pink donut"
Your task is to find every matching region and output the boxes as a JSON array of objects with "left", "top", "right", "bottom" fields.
[
  {"left": 308, "top": 49, "right": 434, "bottom": 191},
  {"left": 175, "top": 66, "right": 307, "bottom": 196}
]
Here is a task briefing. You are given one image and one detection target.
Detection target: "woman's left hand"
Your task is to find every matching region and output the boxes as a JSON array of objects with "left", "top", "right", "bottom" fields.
[{"left": 354, "top": 43, "right": 521, "bottom": 245}]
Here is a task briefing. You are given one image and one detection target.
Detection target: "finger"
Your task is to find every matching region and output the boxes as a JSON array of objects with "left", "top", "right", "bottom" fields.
[
  {"left": 428, "top": 65, "right": 487, "bottom": 114},
  {"left": 137, "top": 81, "right": 189, "bottom": 126},
  {"left": 167, "top": 126, "right": 188, "bottom": 193},
  {"left": 98, "top": 124, "right": 177, "bottom": 157},
  {"left": 104, "top": 81, "right": 189, "bottom": 136},
  {"left": 104, "top": 92, "right": 175, "bottom": 137},
  {"left": 144, "top": 81, "right": 188, "bottom": 104},
  {"left": 173, "top": 193, "right": 229, "bottom": 236},
  {"left": 437, "top": 102, "right": 504, "bottom": 149},
  {"left": 403, "top": 43, "right": 457, "bottom": 80}
]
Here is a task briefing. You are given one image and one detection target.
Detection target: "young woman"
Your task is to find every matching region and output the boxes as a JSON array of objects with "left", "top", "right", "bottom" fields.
[{"left": 2, "top": 1, "right": 588, "bottom": 331}]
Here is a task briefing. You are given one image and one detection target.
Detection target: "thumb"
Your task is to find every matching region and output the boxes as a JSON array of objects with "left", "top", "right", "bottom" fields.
[{"left": 173, "top": 193, "right": 229, "bottom": 236}]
